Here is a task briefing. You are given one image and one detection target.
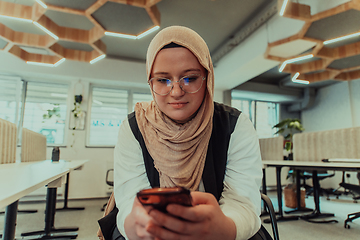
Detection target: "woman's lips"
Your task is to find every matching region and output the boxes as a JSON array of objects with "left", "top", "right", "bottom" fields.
[{"left": 169, "top": 102, "right": 187, "bottom": 109}]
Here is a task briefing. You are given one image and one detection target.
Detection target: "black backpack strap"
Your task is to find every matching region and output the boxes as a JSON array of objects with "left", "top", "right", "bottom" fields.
[{"left": 128, "top": 112, "right": 160, "bottom": 188}]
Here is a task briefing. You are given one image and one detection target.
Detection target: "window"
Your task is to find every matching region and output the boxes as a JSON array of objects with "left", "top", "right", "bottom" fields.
[
  {"left": 88, "top": 87, "right": 128, "bottom": 146},
  {"left": 132, "top": 92, "right": 153, "bottom": 110},
  {"left": 231, "top": 93, "right": 279, "bottom": 138},
  {"left": 23, "top": 82, "right": 69, "bottom": 145},
  {"left": 0, "top": 76, "right": 22, "bottom": 124},
  {"left": 255, "top": 101, "right": 279, "bottom": 139},
  {"left": 88, "top": 86, "right": 152, "bottom": 146},
  {"left": 231, "top": 99, "right": 255, "bottom": 122}
]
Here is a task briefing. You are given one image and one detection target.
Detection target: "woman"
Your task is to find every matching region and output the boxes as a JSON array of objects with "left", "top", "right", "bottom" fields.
[{"left": 113, "top": 26, "right": 263, "bottom": 240}]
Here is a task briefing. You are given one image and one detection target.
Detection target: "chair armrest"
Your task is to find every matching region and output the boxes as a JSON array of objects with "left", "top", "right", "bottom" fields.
[
  {"left": 261, "top": 193, "right": 280, "bottom": 240},
  {"left": 106, "top": 169, "right": 114, "bottom": 187}
]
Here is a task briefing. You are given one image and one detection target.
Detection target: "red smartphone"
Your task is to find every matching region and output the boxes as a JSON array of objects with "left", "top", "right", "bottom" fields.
[{"left": 137, "top": 187, "right": 192, "bottom": 213}]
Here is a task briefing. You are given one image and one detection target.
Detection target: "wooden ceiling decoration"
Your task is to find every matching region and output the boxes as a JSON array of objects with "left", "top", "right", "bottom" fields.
[
  {"left": 0, "top": 0, "right": 162, "bottom": 66},
  {"left": 265, "top": 0, "right": 360, "bottom": 83}
]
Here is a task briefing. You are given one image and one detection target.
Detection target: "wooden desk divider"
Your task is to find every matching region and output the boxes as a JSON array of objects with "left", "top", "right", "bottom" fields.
[
  {"left": 0, "top": 118, "right": 17, "bottom": 164},
  {"left": 21, "top": 128, "right": 47, "bottom": 162},
  {"left": 259, "top": 136, "right": 284, "bottom": 161},
  {"left": 293, "top": 127, "right": 360, "bottom": 162}
]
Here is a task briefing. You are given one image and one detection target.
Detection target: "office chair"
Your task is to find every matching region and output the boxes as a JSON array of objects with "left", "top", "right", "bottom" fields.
[
  {"left": 261, "top": 194, "right": 280, "bottom": 240},
  {"left": 334, "top": 171, "right": 360, "bottom": 228},
  {"left": 101, "top": 169, "right": 114, "bottom": 211}
]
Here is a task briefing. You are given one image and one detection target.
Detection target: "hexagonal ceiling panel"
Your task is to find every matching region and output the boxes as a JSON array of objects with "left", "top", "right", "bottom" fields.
[
  {"left": 43, "top": 0, "right": 97, "bottom": 11},
  {"left": 45, "top": 10, "right": 94, "bottom": 30},
  {"left": 265, "top": 0, "right": 360, "bottom": 83},
  {"left": 305, "top": 9, "right": 360, "bottom": 41},
  {"left": 0, "top": 19, "right": 45, "bottom": 35},
  {"left": 328, "top": 54, "right": 360, "bottom": 70},
  {"left": 57, "top": 40, "right": 94, "bottom": 52},
  {"left": 92, "top": 2, "right": 153, "bottom": 34}
]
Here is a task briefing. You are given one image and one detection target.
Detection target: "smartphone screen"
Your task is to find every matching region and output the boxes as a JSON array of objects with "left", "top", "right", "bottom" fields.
[{"left": 137, "top": 187, "right": 192, "bottom": 212}]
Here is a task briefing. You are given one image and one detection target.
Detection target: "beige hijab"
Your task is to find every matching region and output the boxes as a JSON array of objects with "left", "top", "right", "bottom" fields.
[{"left": 134, "top": 26, "right": 215, "bottom": 190}]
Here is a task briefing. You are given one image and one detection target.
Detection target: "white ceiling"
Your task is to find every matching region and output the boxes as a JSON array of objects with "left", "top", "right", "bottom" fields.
[{"left": 0, "top": 0, "right": 353, "bottom": 97}]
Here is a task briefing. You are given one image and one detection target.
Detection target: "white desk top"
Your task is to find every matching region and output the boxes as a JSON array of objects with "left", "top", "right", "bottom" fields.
[
  {"left": 262, "top": 160, "right": 360, "bottom": 171},
  {"left": 0, "top": 159, "right": 88, "bottom": 210}
]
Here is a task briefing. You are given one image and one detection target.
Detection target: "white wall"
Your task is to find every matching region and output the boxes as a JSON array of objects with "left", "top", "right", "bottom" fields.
[
  {"left": 301, "top": 79, "right": 360, "bottom": 189},
  {"left": 302, "top": 80, "right": 360, "bottom": 132}
]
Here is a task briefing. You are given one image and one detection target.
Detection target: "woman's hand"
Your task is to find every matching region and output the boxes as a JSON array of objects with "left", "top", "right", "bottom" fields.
[
  {"left": 124, "top": 197, "right": 157, "bottom": 240},
  {"left": 146, "top": 191, "right": 236, "bottom": 240}
]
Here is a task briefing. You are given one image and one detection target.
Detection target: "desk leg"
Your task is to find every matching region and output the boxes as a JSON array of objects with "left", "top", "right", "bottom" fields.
[
  {"left": 285, "top": 169, "right": 313, "bottom": 214},
  {"left": 264, "top": 166, "right": 298, "bottom": 223},
  {"left": 2, "top": 200, "right": 18, "bottom": 240},
  {"left": 56, "top": 173, "right": 85, "bottom": 212},
  {"left": 21, "top": 188, "right": 78, "bottom": 239},
  {"left": 300, "top": 170, "right": 337, "bottom": 223}
]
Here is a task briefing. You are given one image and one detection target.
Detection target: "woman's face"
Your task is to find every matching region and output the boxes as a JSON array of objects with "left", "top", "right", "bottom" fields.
[{"left": 150, "top": 47, "right": 207, "bottom": 124}]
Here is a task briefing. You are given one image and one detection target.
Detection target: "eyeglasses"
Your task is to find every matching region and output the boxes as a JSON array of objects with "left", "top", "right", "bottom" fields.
[{"left": 148, "top": 73, "right": 206, "bottom": 96}]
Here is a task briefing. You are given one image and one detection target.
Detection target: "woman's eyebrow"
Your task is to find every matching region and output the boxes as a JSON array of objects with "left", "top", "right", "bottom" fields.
[
  {"left": 152, "top": 71, "right": 169, "bottom": 76},
  {"left": 184, "top": 68, "right": 201, "bottom": 73}
]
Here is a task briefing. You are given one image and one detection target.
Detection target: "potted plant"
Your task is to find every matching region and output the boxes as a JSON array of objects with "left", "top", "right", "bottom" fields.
[
  {"left": 273, "top": 118, "right": 304, "bottom": 160},
  {"left": 273, "top": 118, "right": 306, "bottom": 208}
]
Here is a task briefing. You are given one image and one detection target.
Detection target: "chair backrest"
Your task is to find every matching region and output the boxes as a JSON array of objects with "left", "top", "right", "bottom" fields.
[
  {"left": 259, "top": 136, "right": 284, "bottom": 161},
  {"left": 21, "top": 128, "right": 47, "bottom": 162},
  {"left": 293, "top": 127, "right": 360, "bottom": 162},
  {"left": 0, "top": 118, "right": 17, "bottom": 164}
]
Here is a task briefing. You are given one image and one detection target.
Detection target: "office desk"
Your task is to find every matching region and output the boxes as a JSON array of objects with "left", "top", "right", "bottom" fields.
[
  {"left": 0, "top": 161, "right": 69, "bottom": 210},
  {"left": 262, "top": 160, "right": 360, "bottom": 224},
  {"left": 0, "top": 160, "right": 70, "bottom": 240},
  {"left": 20, "top": 159, "right": 88, "bottom": 240},
  {"left": 0, "top": 160, "right": 87, "bottom": 240}
]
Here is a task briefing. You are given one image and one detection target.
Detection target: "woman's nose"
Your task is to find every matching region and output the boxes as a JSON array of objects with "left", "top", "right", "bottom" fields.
[{"left": 170, "top": 81, "right": 185, "bottom": 96}]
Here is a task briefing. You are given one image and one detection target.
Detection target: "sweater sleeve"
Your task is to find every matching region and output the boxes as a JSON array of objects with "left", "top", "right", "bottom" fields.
[
  {"left": 220, "top": 113, "right": 263, "bottom": 240},
  {"left": 113, "top": 117, "right": 151, "bottom": 239}
]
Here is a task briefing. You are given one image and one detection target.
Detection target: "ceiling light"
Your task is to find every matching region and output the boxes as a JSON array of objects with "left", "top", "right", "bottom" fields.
[
  {"left": 0, "top": 15, "right": 32, "bottom": 23},
  {"left": 26, "top": 61, "right": 55, "bottom": 67},
  {"left": 136, "top": 26, "right": 160, "bottom": 39},
  {"left": 292, "top": 79, "right": 310, "bottom": 84},
  {"left": 90, "top": 54, "right": 106, "bottom": 64},
  {"left": 53, "top": 58, "right": 65, "bottom": 67},
  {"left": 323, "top": 32, "right": 360, "bottom": 45},
  {"left": 33, "top": 22, "right": 59, "bottom": 40},
  {"left": 93, "top": 99, "right": 103, "bottom": 105},
  {"left": 35, "top": 0, "right": 47, "bottom": 9},
  {"left": 105, "top": 26, "right": 160, "bottom": 40},
  {"left": 104, "top": 31, "right": 137, "bottom": 39},
  {"left": 278, "top": 54, "right": 314, "bottom": 72},
  {"left": 279, "top": 0, "right": 289, "bottom": 16},
  {"left": 51, "top": 93, "right": 68, "bottom": 98},
  {"left": 291, "top": 72, "right": 309, "bottom": 84},
  {"left": 26, "top": 58, "right": 65, "bottom": 67}
]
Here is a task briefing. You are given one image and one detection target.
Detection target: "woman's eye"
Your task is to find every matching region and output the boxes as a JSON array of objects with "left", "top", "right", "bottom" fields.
[
  {"left": 157, "top": 78, "right": 171, "bottom": 85},
  {"left": 183, "top": 76, "right": 197, "bottom": 83}
]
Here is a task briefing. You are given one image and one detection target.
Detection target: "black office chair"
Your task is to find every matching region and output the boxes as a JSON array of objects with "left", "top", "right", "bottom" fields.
[
  {"left": 261, "top": 194, "right": 280, "bottom": 240},
  {"left": 101, "top": 169, "right": 114, "bottom": 211},
  {"left": 335, "top": 171, "right": 360, "bottom": 229},
  {"left": 288, "top": 169, "right": 337, "bottom": 200}
]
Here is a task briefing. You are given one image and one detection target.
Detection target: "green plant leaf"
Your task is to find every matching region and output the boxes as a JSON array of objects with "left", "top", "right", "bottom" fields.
[
  {"left": 274, "top": 129, "right": 285, "bottom": 135},
  {"left": 285, "top": 141, "right": 292, "bottom": 151}
]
